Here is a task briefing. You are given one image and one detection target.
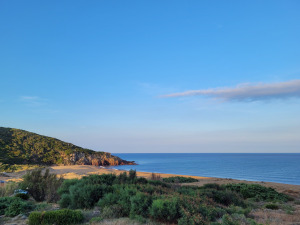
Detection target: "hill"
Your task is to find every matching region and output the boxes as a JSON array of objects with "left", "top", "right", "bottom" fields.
[{"left": 0, "top": 127, "right": 135, "bottom": 166}]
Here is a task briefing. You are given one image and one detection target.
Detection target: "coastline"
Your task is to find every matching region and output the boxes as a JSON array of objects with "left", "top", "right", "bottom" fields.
[{"left": 2, "top": 165, "right": 300, "bottom": 197}]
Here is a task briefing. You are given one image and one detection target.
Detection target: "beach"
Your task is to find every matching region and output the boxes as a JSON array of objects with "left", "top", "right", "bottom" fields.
[{"left": 2, "top": 165, "right": 300, "bottom": 198}]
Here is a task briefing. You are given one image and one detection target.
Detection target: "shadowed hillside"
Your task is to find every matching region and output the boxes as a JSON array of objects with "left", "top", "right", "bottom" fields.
[{"left": 0, "top": 127, "right": 135, "bottom": 166}]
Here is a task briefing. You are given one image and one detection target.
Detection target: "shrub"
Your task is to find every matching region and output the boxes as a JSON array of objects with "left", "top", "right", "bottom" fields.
[
  {"left": 265, "top": 203, "right": 279, "bottom": 210},
  {"left": 68, "top": 183, "right": 110, "bottom": 209},
  {"left": 34, "top": 202, "right": 51, "bottom": 211},
  {"left": 90, "top": 216, "right": 103, "bottom": 224},
  {"left": 58, "top": 194, "right": 72, "bottom": 208},
  {"left": 0, "top": 197, "right": 34, "bottom": 217},
  {"left": 54, "top": 173, "right": 263, "bottom": 224},
  {"left": 15, "top": 193, "right": 29, "bottom": 200},
  {"left": 116, "top": 186, "right": 138, "bottom": 216},
  {"left": 213, "top": 190, "right": 245, "bottom": 207},
  {"left": 81, "top": 174, "right": 116, "bottom": 186},
  {"left": 117, "top": 172, "right": 128, "bottom": 184},
  {"left": 202, "top": 183, "right": 224, "bottom": 190},
  {"left": 20, "top": 168, "right": 63, "bottom": 202},
  {"left": 224, "top": 183, "right": 290, "bottom": 202},
  {"left": 150, "top": 198, "right": 180, "bottom": 223},
  {"left": 70, "top": 184, "right": 102, "bottom": 209},
  {"left": 220, "top": 214, "right": 240, "bottom": 225},
  {"left": 129, "top": 169, "right": 137, "bottom": 181},
  {"left": 28, "top": 209, "right": 84, "bottom": 225},
  {"left": 163, "top": 176, "right": 198, "bottom": 183},
  {"left": 130, "top": 192, "right": 152, "bottom": 218},
  {"left": 97, "top": 192, "right": 119, "bottom": 208},
  {"left": 136, "top": 177, "right": 148, "bottom": 184},
  {"left": 148, "top": 180, "right": 170, "bottom": 188},
  {"left": 57, "top": 179, "right": 78, "bottom": 195}
]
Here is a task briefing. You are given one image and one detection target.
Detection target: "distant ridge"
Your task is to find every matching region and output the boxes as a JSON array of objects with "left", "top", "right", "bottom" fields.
[{"left": 0, "top": 127, "right": 135, "bottom": 166}]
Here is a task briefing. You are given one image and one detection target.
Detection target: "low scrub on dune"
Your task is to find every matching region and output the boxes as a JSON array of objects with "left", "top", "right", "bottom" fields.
[
  {"left": 224, "top": 183, "right": 292, "bottom": 202},
  {"left": 54, "top": 170, "right": 292, "bottom": 224},
  {"left": 12, "top": 168, "right": 293, "bottom": 225},
  {"left": 0, "top": 196, "right": 34, "bottom": 217},
  {"left": 28, "top": 209, "right": 84, "bottom": 225},
  {"left": 162, "top": 176, "right": 198, "bottom": 183}
]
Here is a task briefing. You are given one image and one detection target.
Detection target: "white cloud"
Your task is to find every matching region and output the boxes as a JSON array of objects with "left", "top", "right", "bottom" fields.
[
  {"left": 20, "top": 96, "right": 46, "bottom": 106},
  {"left": 161, "top": 80, "right": 300, "bottom": 102}
]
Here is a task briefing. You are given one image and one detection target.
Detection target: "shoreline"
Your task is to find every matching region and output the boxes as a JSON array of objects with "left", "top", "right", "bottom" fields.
[{"left": 2, "top": 165, "right": 300, "bottom": 197}]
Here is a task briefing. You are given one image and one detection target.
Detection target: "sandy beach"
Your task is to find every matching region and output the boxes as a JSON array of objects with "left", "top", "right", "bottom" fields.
[{"left": 2, "top": 165, "right": 300, "bottom": 198}]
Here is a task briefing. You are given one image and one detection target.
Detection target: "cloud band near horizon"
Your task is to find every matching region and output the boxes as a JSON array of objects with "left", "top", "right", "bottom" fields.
[{"left": 161, "top": 80, "right": 300, "bottom": 101}]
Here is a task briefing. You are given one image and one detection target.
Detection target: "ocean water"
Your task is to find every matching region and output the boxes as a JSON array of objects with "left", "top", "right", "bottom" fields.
[{"left": 112, "top": 153, "right": 300, "bottom": 185}]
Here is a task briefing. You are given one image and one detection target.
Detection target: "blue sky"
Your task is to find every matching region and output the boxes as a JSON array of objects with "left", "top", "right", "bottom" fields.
[{"left": 1, "top": 0, "right": 300, "bottom": 153}]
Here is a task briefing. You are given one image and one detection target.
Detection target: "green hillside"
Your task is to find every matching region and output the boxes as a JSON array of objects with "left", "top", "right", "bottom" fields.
[{"left": 0, "top": 127, "right": 133, "bottom": 166}]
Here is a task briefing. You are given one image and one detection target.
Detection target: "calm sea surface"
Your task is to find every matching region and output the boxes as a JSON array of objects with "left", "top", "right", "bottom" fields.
[{"left": 112, "top": 153, "right": 300, "bottom": 185}]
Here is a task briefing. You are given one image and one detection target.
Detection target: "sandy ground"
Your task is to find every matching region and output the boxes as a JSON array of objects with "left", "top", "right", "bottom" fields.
[{"left": 2, "top": 165, "right": 300, "bottom": 197}]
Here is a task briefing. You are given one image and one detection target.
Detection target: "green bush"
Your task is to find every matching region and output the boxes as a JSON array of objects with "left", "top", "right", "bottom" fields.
[
  {"left": 74, "top": 184, "right": 111, "bottom": 209},
  {"left": 202, "top": 183, "right": 224, "bottom": 190},
  {"left": 97, "top": 192, "right": 119, "bottom": 208},
  {"left": 20, "top": 168, "right": 63, "bottom": 202},
  {"left": 130, "top": 192, "right": 152, "bottom": 218},
  {"left": 90, "top": 216, "right": 103, "bottom": 223},
  {"left": 163, "top": 176, "right": 198, "bottom": 183},
  {"left": 265, "top": 203, "right": 279, "bottom": 210},
  {"left": 56, "top": 173, "right": 259, "bottom": 224},
  {"left": 81, "top": 174, "right": 116, "bottom": 186},
  {"left": 57, "top": 179, "right": 78, "bottom": 196},
  {"left": 116, "top": 186, "right": 138, "bottom": 216},
  {"left": 150, "top": 198, "right": 180, "bottom": 223},
  {"left": 224, "top": 183, "right": 290, "bottom": 202},
  {"left": 15, "top": 193, "right": 29, "bottom": 200},
  {"left": 28, "top": 212, "right": 41, "bottom": 225},
  {"left": 148, "top": 180, "right": 170, "bottom": 187},
  {"left": 117, "top": 171, "right": 128, "bottom": 184},
  {"left": 68, "top": 184, "right": 108, "bottom": 209},
  {"left": 213, "top": 190, "right": 245, "bottom": 207},
  {"left": 129, "top": 169, "right": 137, "bottom": 181},
  {"left": 28, "top": 209, "right": 84, "bottom": 225},
  {"left": 220, "top": 214, "right": 240, "bottom": 225},
  {"left": 58, "top": 194, "right": 72, "bottom": 208},
  {"left": 0, "top": 197, "right": 34, "bottom": 217}
]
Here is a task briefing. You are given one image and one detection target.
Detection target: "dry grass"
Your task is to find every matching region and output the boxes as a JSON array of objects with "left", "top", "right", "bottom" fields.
[
  {"left": 150, "top": 173, "right": 161, "bottom": 180},
  {"left": 90, "top": 218, "right": 159, "bottom": 225},
  {"left": 0, "top": 181, "right": 18, "bottom": 197},
  {"left": 250, "top": 204, "right": 300, "bottom": 225}
]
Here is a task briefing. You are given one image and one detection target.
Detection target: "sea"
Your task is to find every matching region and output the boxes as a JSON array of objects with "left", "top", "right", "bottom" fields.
[{"left": 112, "top": 153, "right": 300, "bottom": 185}]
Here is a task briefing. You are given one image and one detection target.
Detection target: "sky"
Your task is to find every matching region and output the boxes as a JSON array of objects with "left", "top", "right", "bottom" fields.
[{"left": 1, "top": 0, "right": 300, "bottom": 153}]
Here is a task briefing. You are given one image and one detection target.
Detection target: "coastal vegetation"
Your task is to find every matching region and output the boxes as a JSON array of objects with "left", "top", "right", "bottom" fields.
[
  {"left": 162, "top": 176, "right": 198, "bottom": 183},
  {"left": 1, "top": 169, "right": 297, "bottom": 225},
  {"left": 0, "top": 127, "right": 134, "bottom": 171}
]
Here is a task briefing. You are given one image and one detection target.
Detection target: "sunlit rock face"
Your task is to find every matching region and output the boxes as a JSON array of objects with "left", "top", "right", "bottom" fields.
[{"left": 67, "top": 151, "right": 136, "bottom": 166}]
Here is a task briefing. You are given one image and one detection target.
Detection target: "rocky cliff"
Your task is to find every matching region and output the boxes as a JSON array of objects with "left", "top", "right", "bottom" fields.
[
  {"left": 0, "top": 127, "right": 135, "bottom": 166},
  {"left": 66, "top": 151, "right": 135, "bottom": 166}
]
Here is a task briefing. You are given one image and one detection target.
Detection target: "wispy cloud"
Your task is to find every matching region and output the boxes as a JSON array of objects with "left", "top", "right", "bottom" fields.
[
  {"left": 20, "top": 96, "right": 46, "bottom": 106},
  {"left": 161, "top": 80, "right": 300, "bottom": 102}
]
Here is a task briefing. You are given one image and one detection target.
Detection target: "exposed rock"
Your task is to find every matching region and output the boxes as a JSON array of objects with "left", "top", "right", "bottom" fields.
[{"left": 64, "top": 151, "right": 136, "bottom": 166}]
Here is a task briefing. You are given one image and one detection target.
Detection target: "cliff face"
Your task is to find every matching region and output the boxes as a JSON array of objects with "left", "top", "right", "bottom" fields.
[
  {"left": 67, "top": 152, "right": 135, "bottom": 166},
  {"left": 0, "top": 127, "right": 135, "bottom": 166}
]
